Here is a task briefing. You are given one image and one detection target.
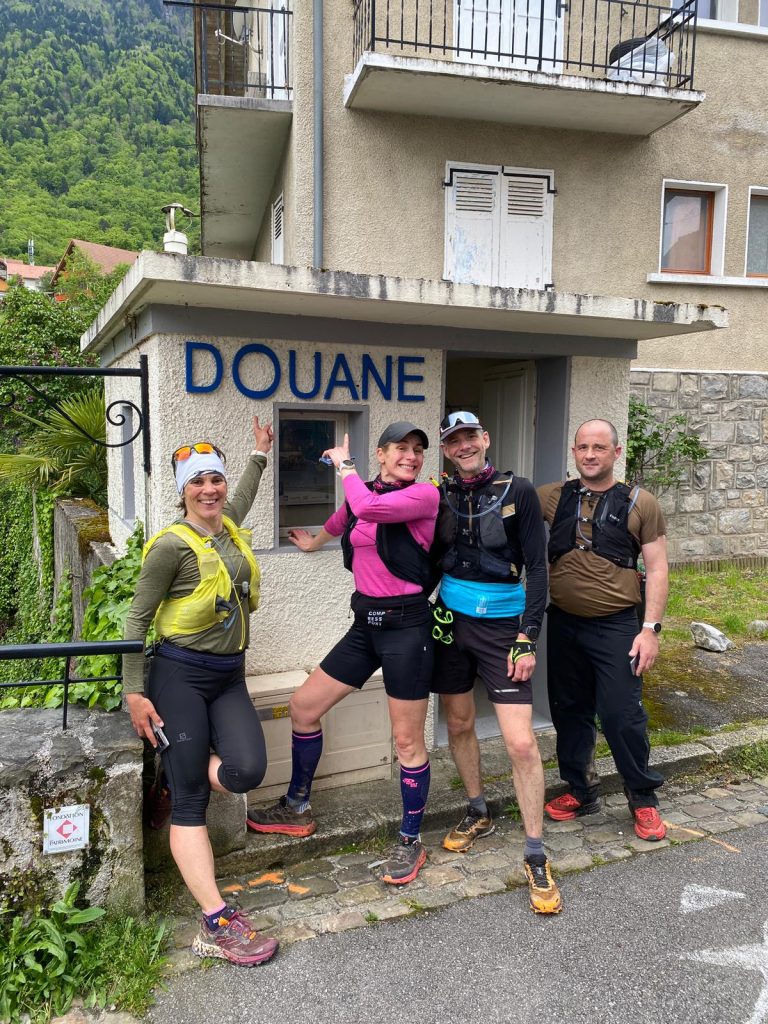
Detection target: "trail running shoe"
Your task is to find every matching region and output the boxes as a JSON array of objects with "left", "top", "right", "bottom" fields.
[
  {"left": 247, "top": 796, "right": 317, "bottom": 837},
  {"left": 544, "top": 792, "right": 601, "bottom": 821},
  {"left": 192, "top": 909, "right": 278, "bottom": 966},
  {"left": 380, "top": 837, "right": 427, "bottom": 885},
  {"left": 632, "top": 805, "right": 666, "bottom": 841},
  {"left": 524, "top": 854, "right": 562, "bottom": 915},
  {"left": 443, "top": 806, "right": 495, "bottom": 852}
]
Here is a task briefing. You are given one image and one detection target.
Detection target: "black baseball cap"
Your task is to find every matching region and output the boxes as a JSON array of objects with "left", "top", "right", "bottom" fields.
[
  {"left": 439, "top": 411, "right": 485, "bottom": 443},
  {"left": 377, "top": 421, "right": 429, "bottom": 449}
]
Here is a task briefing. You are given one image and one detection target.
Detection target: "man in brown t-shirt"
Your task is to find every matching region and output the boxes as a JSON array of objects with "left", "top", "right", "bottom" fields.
[{"left": 537, "top": 419, "right": 669, "bottom": 842}]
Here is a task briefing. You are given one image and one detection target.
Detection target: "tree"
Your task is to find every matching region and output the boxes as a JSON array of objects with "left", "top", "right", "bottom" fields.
[{"left": 625, "top": 395, "right": 709, "bottom": 494}]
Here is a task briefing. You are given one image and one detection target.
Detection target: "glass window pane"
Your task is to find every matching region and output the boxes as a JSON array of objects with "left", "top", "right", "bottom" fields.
[
  {"left": 760, "top": 0, "right": 768, "bottom": 26},
  {"left": 662, "top": 190, "right": 712, "bottom": 272},
  {"left": 747, "top": 196, "right": 768, "bottom": 275},
  {"left": 278, "top": 417, "right": 338, "bottom": 530},
  {"left": 696, "top": 0, "right": 714, "bottom": 17}
]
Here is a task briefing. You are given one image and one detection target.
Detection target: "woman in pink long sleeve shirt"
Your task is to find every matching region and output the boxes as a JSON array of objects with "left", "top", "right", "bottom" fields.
[{"left": 248, "top": 421, "right": 439, "bottom": 885}]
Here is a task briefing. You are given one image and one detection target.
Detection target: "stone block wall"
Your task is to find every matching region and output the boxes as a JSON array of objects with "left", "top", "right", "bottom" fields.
[
  {"left": 630, "top": 370, "right": 768, "bottom": 562},
  {"left": 0, "top": 708, "right": 145, "bottom": 915}
]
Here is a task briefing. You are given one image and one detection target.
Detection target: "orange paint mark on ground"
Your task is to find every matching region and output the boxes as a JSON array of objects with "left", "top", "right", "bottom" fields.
[
  {"left": 288, "top": 883, "right": 310, "bottom": 896},
  {"left": 221, "top": 883, "right": 244, "bottom": 893},
  {"left": 248, "top": 871, "right": 286, "bottom": 887},
  {"left": 667, "top": 823, "right": 741, "bottom": 853}
]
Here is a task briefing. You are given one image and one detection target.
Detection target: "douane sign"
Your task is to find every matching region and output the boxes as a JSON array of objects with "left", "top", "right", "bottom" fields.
[{"left": 185, "top": 341, "right": 426, "bottom": 403}]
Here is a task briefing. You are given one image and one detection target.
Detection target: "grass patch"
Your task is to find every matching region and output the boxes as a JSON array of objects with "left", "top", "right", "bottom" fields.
[
  {"left": 401, "top": 898, "right": 428, "bottom": 914},
  {"left": 648, "top": 726, "right": 710, "bottom": 746},
  {"left": 666, "top": 565, "right": 766, "bottom": 639},
  {"left": 729, "top": 741, "right": 768, "bottom": 777},
  {"left": 503, "top": 800, "right": 522, "bottom": 821},
  {"left": 364, "top": 911, "right": 380, "bottom": 923}
]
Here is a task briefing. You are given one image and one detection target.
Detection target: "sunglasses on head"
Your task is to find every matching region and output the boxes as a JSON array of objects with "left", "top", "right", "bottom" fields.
[
  {"left": 440, "top": 411, "right": 481, "bottom": 432},
  {"left": 171, "top": 442, "right": 224, "bottom": 465}
]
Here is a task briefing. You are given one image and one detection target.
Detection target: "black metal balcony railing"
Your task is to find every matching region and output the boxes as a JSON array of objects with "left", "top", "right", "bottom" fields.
[
  {"left": 193, "top": 1, "right": 293, "bottom": 99},
  {"left": 352, "top": 0, "right": 697, "bottom": 90},
  {"left": 0, "top": 641, "right": 143, "bottom": 730}
]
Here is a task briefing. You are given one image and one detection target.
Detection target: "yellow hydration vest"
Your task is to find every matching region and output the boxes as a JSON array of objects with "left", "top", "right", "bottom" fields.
[{"left": 143, "top": 517, "right": 261, "bottom": 639}]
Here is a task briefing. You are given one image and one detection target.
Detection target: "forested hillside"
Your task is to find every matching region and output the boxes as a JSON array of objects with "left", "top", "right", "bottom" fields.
[{"left": 0, "top": 0, "right": 199, "bottom": 264}]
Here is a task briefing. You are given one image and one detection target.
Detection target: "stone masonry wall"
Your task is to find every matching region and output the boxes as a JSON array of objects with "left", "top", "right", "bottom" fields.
[{"left": 630, "top": 370, "right": 768, "bottom": 563}]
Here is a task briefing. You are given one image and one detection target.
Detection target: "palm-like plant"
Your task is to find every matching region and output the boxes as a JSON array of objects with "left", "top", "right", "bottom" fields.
[{"left": 0, "top": 387, "right": 107, "bottom": 504}]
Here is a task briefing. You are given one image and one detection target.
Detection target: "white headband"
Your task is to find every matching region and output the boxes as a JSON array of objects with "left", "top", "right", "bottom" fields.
[{"left": 175, "top": 451, "right": 227, "bottom": 494}]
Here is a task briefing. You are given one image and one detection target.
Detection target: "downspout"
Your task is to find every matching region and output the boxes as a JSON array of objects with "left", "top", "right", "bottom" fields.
[{"left": 313, "top": 0, "right": 323, "bottom": 268}]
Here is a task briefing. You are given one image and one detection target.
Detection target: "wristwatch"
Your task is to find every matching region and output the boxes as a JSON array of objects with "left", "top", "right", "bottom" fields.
[
  {"left": 338, "top": 459, "right": 356, "bottom": 472},
  {"left": 521, "top": 625, "right": 540, "bottom": 642},
  {"left": 642, "top": 621, "right": 662, "bottom": 633}
]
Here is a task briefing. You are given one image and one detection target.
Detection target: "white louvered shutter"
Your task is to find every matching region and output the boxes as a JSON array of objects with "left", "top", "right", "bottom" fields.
[
  {"left": 272, "top": 193, "right": 284, "bottom": 264},
  {"left": 444, "top": 170, "right": 500, "bottom": 284},
  {"left": 498, "top": 174, "right": 553, "bottom": 289}
]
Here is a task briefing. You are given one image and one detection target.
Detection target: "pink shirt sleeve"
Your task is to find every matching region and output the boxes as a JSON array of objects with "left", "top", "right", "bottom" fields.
[
  {"left": 341, "top": 474, "right": 439, "bottom": 523},
  {"left": 324, "top": 503, "right": 350, "bottom": 537}
]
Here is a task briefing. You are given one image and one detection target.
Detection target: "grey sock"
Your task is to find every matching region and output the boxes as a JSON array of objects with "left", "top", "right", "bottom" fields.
[
  {"left": 524, "top": 835, "right": 544, "bottom": 859},
  {"left": 469, "top": 794, "right": 489, "bottom": 817},
  {"left": 285, "top": 794, "right": 309, "bottom": 813}
]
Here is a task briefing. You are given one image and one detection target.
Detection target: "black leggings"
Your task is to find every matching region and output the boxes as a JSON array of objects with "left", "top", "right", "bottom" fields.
[{"left": 148, "top": 650, "right": 267, "bottom": 826}]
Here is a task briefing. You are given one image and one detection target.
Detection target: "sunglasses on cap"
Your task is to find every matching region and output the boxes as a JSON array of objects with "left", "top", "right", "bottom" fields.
[
  {"left": 171, "top": 442, "right": 225, "bottom": 465},
  {"left": 440, "top": 411, "right": 482, "bottom": 434}
]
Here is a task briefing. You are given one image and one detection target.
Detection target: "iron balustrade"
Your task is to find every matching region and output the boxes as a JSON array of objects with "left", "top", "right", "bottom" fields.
[
  {"left": 352, "top": 0, "right": 698, "bottom": 90},
  {"left": 0, "top": 641, "right": 144, "bottom": 730},
  {"left": 166, "top": 1, "right": 293, "bottom": 99}
]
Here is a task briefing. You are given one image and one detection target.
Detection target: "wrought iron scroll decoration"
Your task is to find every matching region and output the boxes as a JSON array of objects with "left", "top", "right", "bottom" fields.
[{"left": 0, "top": 356, "right": 151, "bottom": 475}]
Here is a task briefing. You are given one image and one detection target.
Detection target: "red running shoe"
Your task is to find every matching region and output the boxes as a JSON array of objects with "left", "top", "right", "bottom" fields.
[
  {"left": 192, "top": 909, "right": 278, "bottom": 967},
  {"left": 633, "top": 806, "right": 666, "bottom": 841},
  {"left": 544, "top": 793, "right": 601, "bottom": 821}
]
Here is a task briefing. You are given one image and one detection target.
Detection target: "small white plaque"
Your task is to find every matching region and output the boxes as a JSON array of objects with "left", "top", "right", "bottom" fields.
[{"left": 43, "top": 804, "right": 90, "bottom": 854}]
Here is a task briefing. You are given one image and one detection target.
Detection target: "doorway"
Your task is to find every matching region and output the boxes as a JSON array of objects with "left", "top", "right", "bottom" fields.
[
  {"left": 453, "top": 0, "right": 564, "bottom": 73},
  {"left": 435, "top": 356, "right": 552, "bottom": 746}
]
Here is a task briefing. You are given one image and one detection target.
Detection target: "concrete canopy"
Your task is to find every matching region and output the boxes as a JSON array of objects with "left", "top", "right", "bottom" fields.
[{"left": 81, "top": 252, "right": 727, "bottom": 356}]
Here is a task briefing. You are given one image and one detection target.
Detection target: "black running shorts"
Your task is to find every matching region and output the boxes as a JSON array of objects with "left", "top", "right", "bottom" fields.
[
  {"left": 431, "top": 611, "right": 532, "bottom": 705},
  {"left": 320, "top": 593, "right": 433, "bottom": 701}
]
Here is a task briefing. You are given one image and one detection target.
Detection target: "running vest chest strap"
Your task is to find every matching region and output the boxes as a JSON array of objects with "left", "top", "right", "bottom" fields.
[
  {"left": 548, "top": 479, "right": 640, "bottom": 570},
  {"left": 437, "top": 473, "right": 520, "bottom": 582},
  {"left": 144, "top": 516, "right": 261, "bottom": 637},
  {"left": 340, "top": 482, "right": 433, "bottom": 591}
]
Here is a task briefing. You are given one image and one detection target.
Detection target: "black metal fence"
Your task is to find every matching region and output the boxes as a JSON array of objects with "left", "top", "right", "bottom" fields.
[
  {"left": 189, "top": 1, "right": 293, "bottom": 99},
  {"left": 352, "top": 0, "right": 697, "bottom": 89},
  {"left": 0, "top": 641, "right": 143, "bottom": 730}
]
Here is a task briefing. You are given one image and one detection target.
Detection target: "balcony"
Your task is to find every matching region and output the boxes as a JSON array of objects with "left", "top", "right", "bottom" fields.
[
  {"left": 193, "top": 2, "right": 293, "bottom": 258},
  {"left": 345, "top": 0, "right": 704, "bottom": 135}
]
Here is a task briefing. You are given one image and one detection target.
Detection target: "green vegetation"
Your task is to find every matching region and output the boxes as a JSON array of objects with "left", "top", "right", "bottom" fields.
[
  {"left": 665, "top": 564, "right": 765, "bottom": 639},
  {"left": 503, "top": 799, "right": 521, "bottom": 821},
  {"left": 730, "top": 741, "right": 768, "bottom": 777},
  {"left": 0, "top": 0, "right": 198, "bottom": 263},
  {"left": 0, "top": 882, "right": 168, "bottom": 1023},
  {"left": 364, "top": 911, "right": 380, "bottom": 923},
  {"left": 626, "top": 396, "right": 708, "bottom": 494}
]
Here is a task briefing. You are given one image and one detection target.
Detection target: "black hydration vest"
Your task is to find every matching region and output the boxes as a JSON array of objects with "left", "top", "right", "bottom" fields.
[
  {"left": 437, "top": 473, "right": 521, "bottom": 583},
  {"left": 340, "top": 482, "right": 433, "bottom": 591},
  {"left": 548, "top": 479, "right": 640, "bottom": 570}
]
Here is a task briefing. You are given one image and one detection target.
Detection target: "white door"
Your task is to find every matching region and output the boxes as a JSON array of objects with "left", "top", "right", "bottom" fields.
[
  {"left": 479, "top": 364, "right": 535, "bottom": 478},
  {"left": 498, "top": 174, "right": 553, "bottom": 289},
  {"left": 454, "top": 0, "right": 562, "bottom": 71}
]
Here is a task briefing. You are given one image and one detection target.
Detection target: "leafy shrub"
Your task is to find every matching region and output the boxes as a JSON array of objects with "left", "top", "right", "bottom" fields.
[
  {"left": 0, "top": 882, "right": 167, "bottom": 1023},
  {"left": 626, "top": 395, "right": 708, "bottom": 494}
]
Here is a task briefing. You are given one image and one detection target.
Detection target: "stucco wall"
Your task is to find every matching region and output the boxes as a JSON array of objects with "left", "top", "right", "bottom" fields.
[
  {"left": 567, "top": 356, "right": 630, "bottom": 479},
  {"left": 283, "top": 6, "right": 766, "bottom": 371},
  {"left": 106, "top": 332, "right": 443, "bottom": 675}
]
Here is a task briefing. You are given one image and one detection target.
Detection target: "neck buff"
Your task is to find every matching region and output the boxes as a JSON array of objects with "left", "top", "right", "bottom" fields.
[
  {"left": 175, "top": 450, "right": 227, "bottom": 493},
  {"left": 455, "top": 461, "right": 496, "bottom": 491},
  {"left": 371, "top": 475, "right": 413, "bottom": 494}
]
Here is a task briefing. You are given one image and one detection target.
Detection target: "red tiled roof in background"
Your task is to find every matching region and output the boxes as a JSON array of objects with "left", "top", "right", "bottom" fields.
[
  {"left": 52, "top": 239, "right": 139, "bottom": 283},
  {"left": 1, "top": 260, "right": 55, "bottom": 280}
]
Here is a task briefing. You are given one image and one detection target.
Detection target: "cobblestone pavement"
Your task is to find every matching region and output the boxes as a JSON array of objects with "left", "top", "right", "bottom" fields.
[{"left": 166, "top": 770, "right": 768, "bottom": 973}]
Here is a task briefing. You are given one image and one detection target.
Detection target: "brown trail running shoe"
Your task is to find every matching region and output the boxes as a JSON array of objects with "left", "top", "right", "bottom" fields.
[
  {"left": 443, "top": 806, "right": 495, "bottom": 852},
  {"left": 192, "top": 910, "right": 278, "bottom": 966},
  {"left": 247, "top": 796, "right": 317, "bottom": 837},
  {"left": 524, "top": 854, "right": 563, "bottom": 915}
]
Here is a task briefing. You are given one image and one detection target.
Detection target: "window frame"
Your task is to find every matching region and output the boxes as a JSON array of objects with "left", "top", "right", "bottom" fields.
[
  {"left": 271, "top": 192, "right": 284, "bottom": 265},
  {"left": 272, "top": 403, "right": 369, "bottom": 547},
  {"left": 745, "top": 187, "right": 768, "bottom": 278},
  {"left": 658, "top": 179, "right": 728, "bottom": 276}
]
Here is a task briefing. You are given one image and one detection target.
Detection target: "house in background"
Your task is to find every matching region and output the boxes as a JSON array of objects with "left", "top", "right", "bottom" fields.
[
  {"left": 51, "top": 239, "right": 138, "bottom": 292},
  {"left": 0, "top": 258, "right": 54, "bottom": 294},
  {"left": 83, "top": 0, "right": 728, "bottom": 780}
]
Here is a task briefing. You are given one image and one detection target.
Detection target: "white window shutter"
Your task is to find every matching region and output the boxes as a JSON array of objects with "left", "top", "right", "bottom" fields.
[
  {"left": 444, "top": 169, "right": 500, "bottom": 285},
  {"left": 498, "top": 173, "right": 553, "bottom": 289},
  {"left": 272, "top": 193, "right": 284, "bottom": 264}
]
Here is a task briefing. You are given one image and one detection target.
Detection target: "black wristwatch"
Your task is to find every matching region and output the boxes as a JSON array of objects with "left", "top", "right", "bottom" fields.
[
  {"left": 521, "top": 625, "right": 540, "bottom": 642},
  {"left": 642, "top": 621, "right": 662, "bottom": 634}
]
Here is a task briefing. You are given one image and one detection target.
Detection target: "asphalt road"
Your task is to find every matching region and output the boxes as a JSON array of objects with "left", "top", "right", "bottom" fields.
[{"left": 150, "top": 823, "right": 768, "bottom": 1024}]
